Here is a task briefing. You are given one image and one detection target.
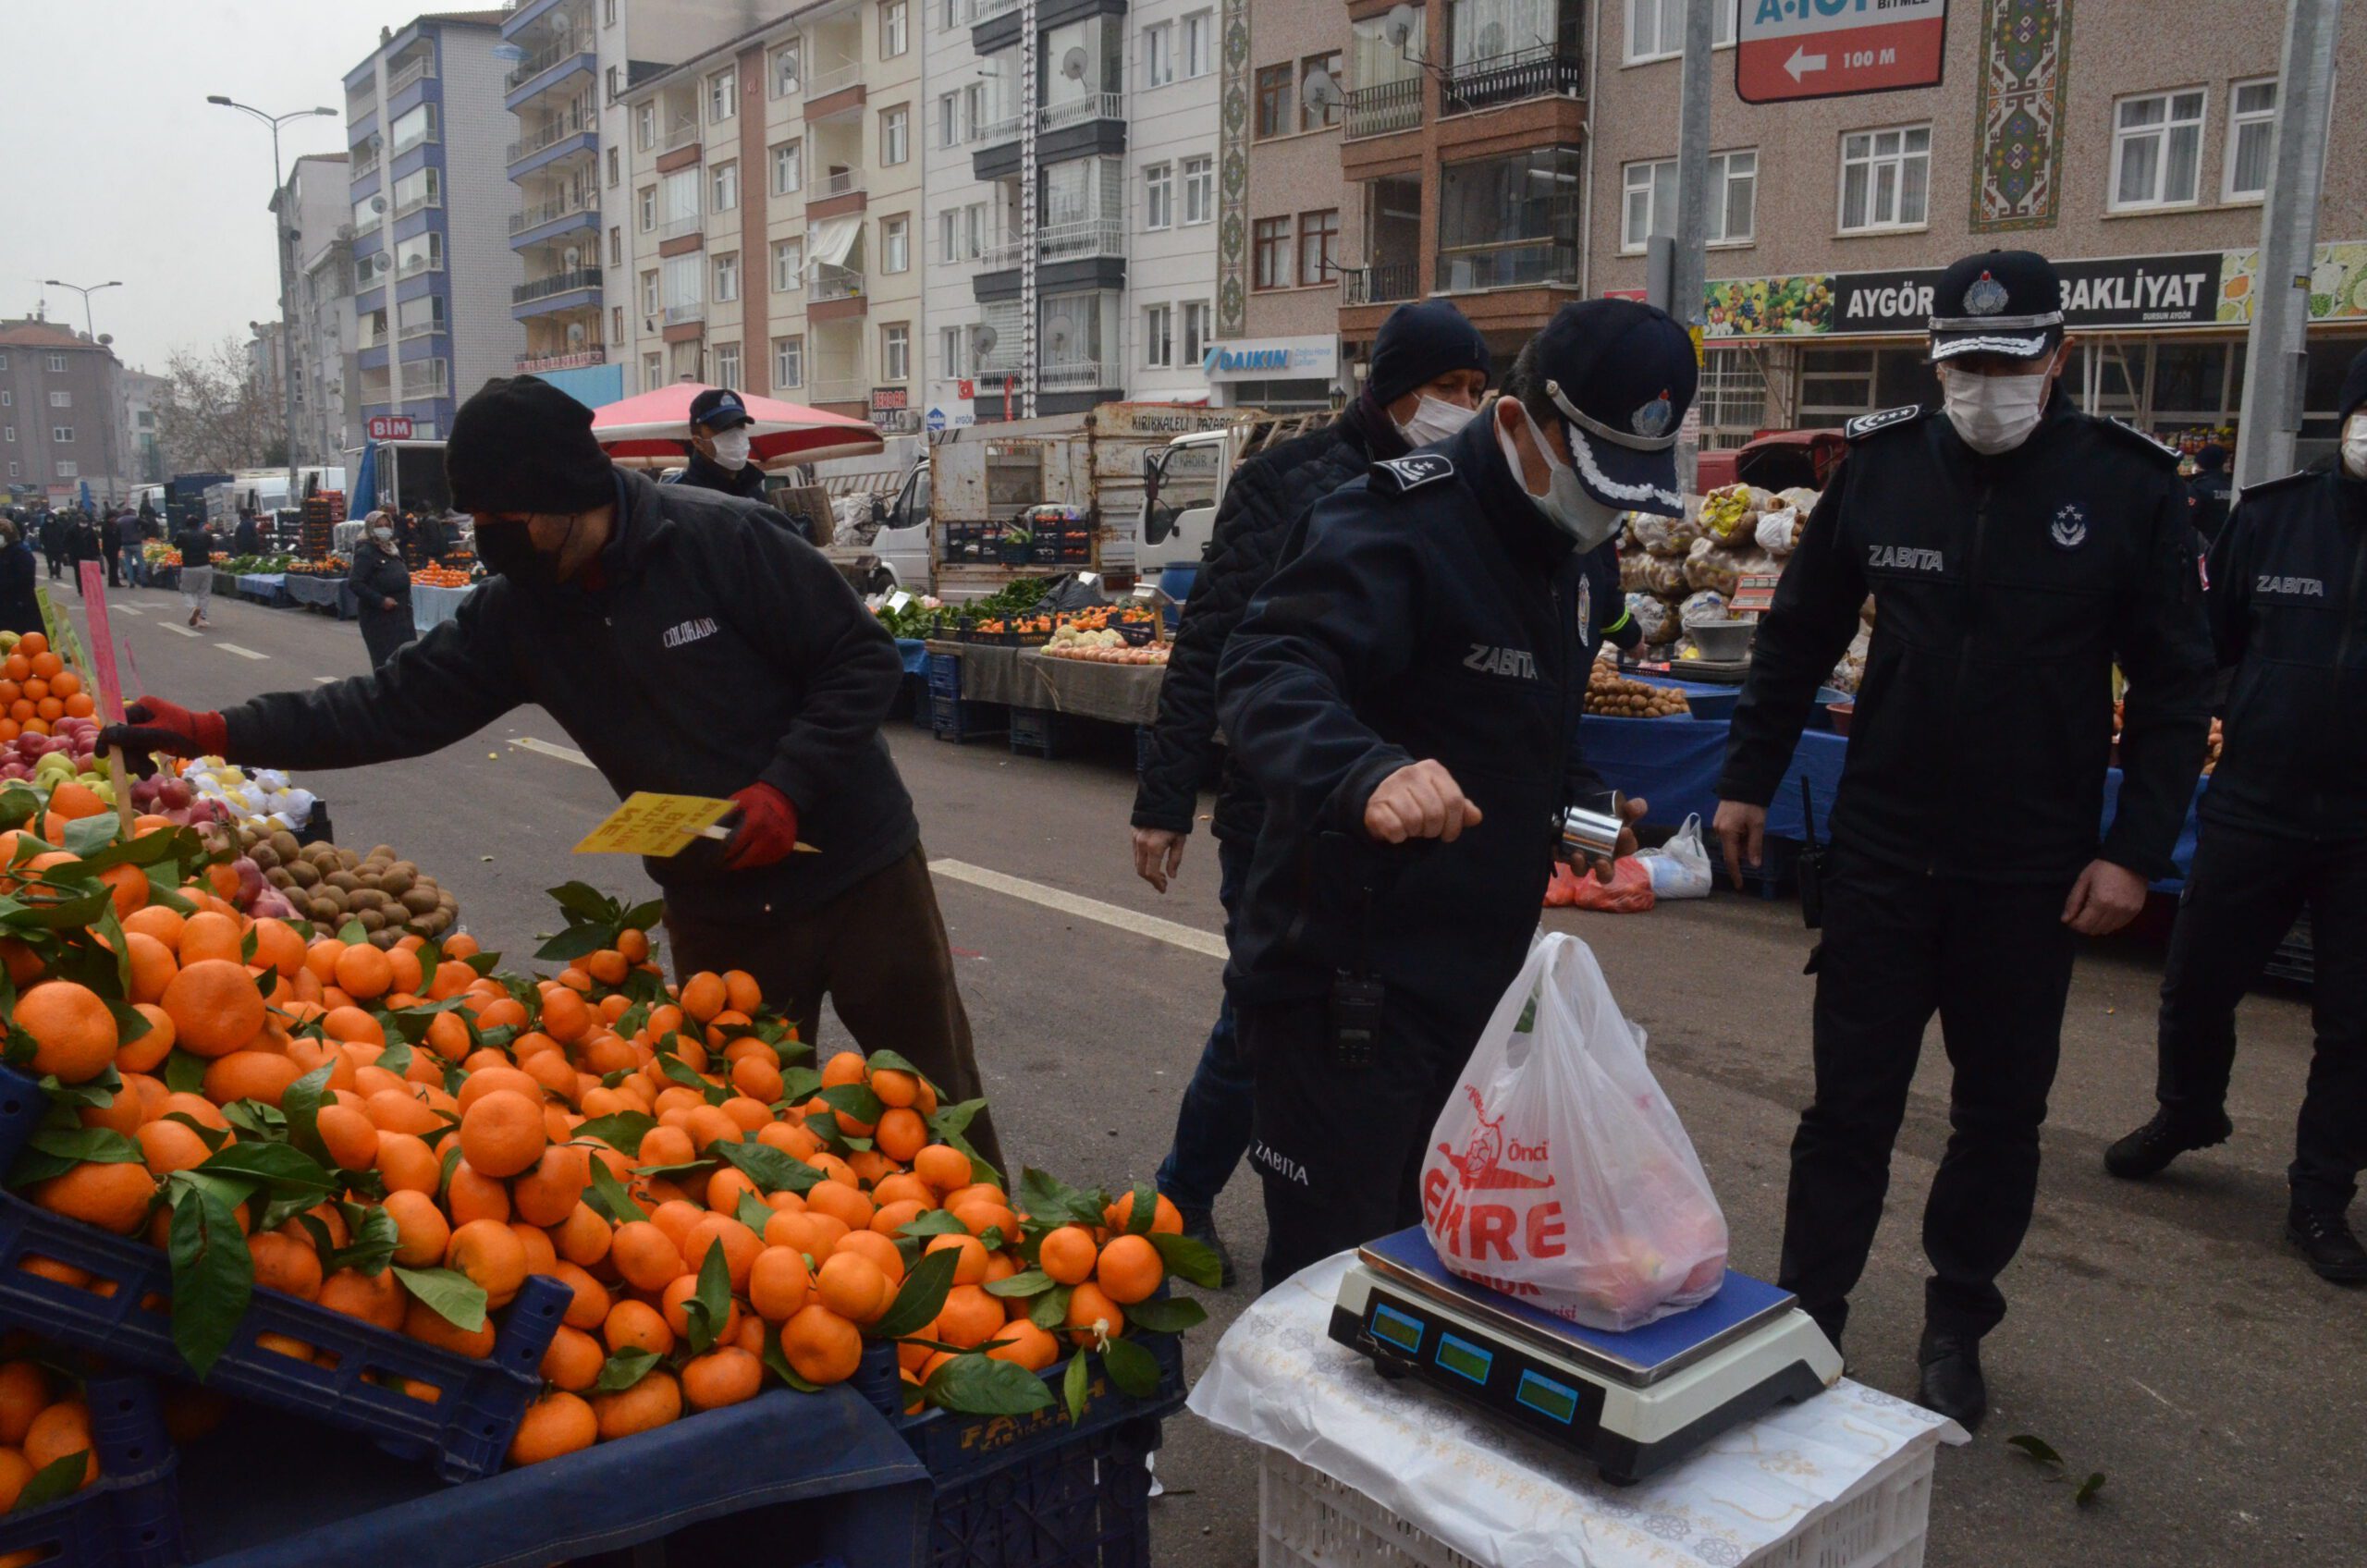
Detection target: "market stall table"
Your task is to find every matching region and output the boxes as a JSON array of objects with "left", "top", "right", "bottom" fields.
[
  {"left": 1192, "top": 1253, "right": 1962, "bottom": 1568},
  {"left": 234, "top": 573, "right": 289, "bottom": 606},
  {"left": 280, "top": 573, "right": 360, "bottom": 619},
  {"left": 177, "top": 1385, "right": 931, "bottom": 1568},
  {"left": 411, "top": 582, "right": 477, "bottom": 634},
  {"left": 947, "top": 642, "right": 1167, "bottom": 726}
]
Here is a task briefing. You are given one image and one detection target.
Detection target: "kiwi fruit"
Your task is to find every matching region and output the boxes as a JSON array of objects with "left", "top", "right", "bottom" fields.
[
  {"left": 269, "top": 830, "right": 301, "bottom": 862},
  {"left": 249, "top": 844, "right": 279, "bottom": 873},
  {"left": 378, "top": 868, "right": 414, "bottom": 897},
  {"left": 356, "top": 909, "right": 385, "bottom": 933},
  {"left": 288, "top": 861, "right": 320, "bottom": 888},
  {"left": 400, "top": 888, "right": 438, "bottom": 916},
  {"left": 308, "top": 895, "right": 342, "bottom": 924},
  {"left": 266, "top": 867, "right": 294, "bottom": 890}
]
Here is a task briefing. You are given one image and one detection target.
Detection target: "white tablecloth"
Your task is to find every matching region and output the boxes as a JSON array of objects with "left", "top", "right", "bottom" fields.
[
  {"left": 1187, "top": 1253, "right": 1964, "bottom": 1568},
  {"left": 411, "top": 582, "right": 476, "bottom": 634}
]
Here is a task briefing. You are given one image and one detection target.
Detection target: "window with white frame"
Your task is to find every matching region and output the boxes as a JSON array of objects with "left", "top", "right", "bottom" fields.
[
  {"left": 47, "top": 391, "right": 68, "bottom": 409},
  {"left": 716, "top": 342, "right": 741, "bottom": 386},
  {"left": 711, "top": 160, "right": 739, "bottom": 212},
  {"left": 964, "top": 202, "right": 986, "bottom": 258},
  {"left": 774, "top": 336, "right": 804, "bottom": 388},
  {"left": 55, "top": 462, "right": 76, "bottom": 478},
  {"left": 607, "top": 146, "right": 619, "bottom": 188},
  {"left": 1144, "top": 163, "right": 1173, "bottom": 229},
  {"left": 52, "top": 426, "right": 72, "bottom": 444},
  {"left": 1625, "top": 0, "right": 1735, "bottom": 61},
  {"left": 2225, "top": 79, "right": 2277, "bottom": 202},
  {"left": 45, "top": 355, "right": 64, "bottom": 373},
  {"left": 2112, "top": 89, "right": 2206, "bottom": 210},
  {"left": 638, "top": 185, "right": 656, "bottom": 231},
  {"left": 643, "top": 350, "right": 663, "bottom": 390},
  {"left": 940, "top": 326, "right": 967, "bottom": 377},
  {"left": 1144, "top": 303, "right": 1172, "bottom": 367},
  {"left": 1183, "top": 300, "right": 1210, "bottom": 364},
  {"left": 713, "top": 251, "right": 739, "bottom": 301},
  {"left": 774, "top": 237, "right": 804, "bottom": 290},
  {"left": 1621, "top": 149, "right": 1754, "bottom": 250},
  {"left": 609, "top": 225, "right": 622, "bottom": 266},
  {"left": 636, "top": 103, "right": 655, "bottom": 148},
  {"left": 883, "top": 215, "right": 910, "bottom": 272},
  {"left": 604, "top": 0, "right": 616, "bottom": 25},
  {"left": 709, "top": 69, "right": 737, "bottom": 122},
  {"left": 882, "top": 0, "right": 909, "bottom": 56},
  {"left": 1182, "top": 155, "right": 1213, "bottom": 225},
  {"left": 1183, "top": 11, "right": 1214, "bottom": 77},
  {"left": 1144, "top": 22, "right": 1175, "bottom": 87},
  {"left": 772, "top": 140, "right": 803, "bottom": 194},
  {"left": 882, "top": 324, "right": 910, "bottom": 380},
  {"left": 881, "top": 106, "right": 908, "bottom": 165},
  {"left": 1838, "top": 125, "right": 1931, "bottom": 232},
  {"left": 772, "top": 40, "right": 802, "bottom": 96},
  {"left": 640, "top": 269, "right": 659, "bottom": 314},
  {"left": 940, "top": 209, "right": 961, "bottom": 263},
  {"left": 963, "top": 82, "right": 987, "bottom": 139},
  {"left": 939, "top": 92, "right": 962, "bottom": 147}
]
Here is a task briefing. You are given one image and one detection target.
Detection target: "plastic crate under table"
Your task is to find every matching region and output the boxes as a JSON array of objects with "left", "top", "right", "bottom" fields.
[
  {"left": 0, "top": 1374, "right": 182, "bottom": 1568},
  {"left": 1257, "top": 1443, "right": 1936, "bottom": 1568}
]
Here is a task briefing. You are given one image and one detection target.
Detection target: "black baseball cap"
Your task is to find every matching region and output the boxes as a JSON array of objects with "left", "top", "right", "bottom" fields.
[
  {"left": 1526, "top": 299, "right": 1698, "bottom": 518},
  {"left": 1930, "top": 250, "right": 2064, "bottom": 362},
  {"left": 688, "top": 386, "right": 754, "bottom": 432}
]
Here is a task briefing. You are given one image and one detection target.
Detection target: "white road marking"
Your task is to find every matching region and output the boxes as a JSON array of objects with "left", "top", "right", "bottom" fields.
[
  {"left": 509, "top": 737, "right": 595, "bottom": 768},
  {"left": 313, "top": 676, "right": 338, "bottom": 684},
  {"left": 162, "top": 624, "right": 202, "bottom": 638},
  {"left": 113, "top": 606, "right": 141, "bottom": 616},
  {"left": 928, "top": 859, "right": 1225, "bottom": 960},
  {"left": 216, "top": 643, "right": 268, "bottom": 660}
]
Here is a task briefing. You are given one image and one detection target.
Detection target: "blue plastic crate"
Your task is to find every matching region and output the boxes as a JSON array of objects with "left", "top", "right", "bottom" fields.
[
  {"left": 926, "top": 652, "right": 963, "bottom": 696},
  {"left": 0, "top": 1066, "right": 567, "bottom": 1483},
  {"left": 904, "top": 674, "right": 935, "bottom": 730},
  {"left": 1008, "top": 710, "right": 1075, "bottom": 761},
  {"left": 0, "top": 1373, "right": 182, "bottom": 1568},
  {"left": 931, "top": 694, "right": 1008, "bottom": 744}
]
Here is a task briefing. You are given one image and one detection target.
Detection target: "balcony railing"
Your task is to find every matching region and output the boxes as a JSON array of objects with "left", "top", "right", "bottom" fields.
[
  {"left": 1039, "top": 359, "right": 1116, "bottom": 392},
  {"left": 661, "top": 113, "right": 702, "bottom": 152},
  {"left": 806, "top": 61, "right": 863, "bottom": 99},
  {"left": 507, "top": 114, "right": 595, "bottom": 164},
  {"left": 1040, "top": 92, "right": 1122, "bottom": 131},
  {"left": 816, "top": 169, "right": 864, "bottom": 200},
  {"left": 1441, "top": 45, "right": 1584, "bottom": 115},
  {"left": 510, "top": 193, "right": 595, "bottom": 233},
  {"left": 1435, "top": 237, "right": 1578, "bottom": 293},
  {"left": 515, "top": 346, "right": 607, "bottom": 373},
  {"left": 663, "top": 300, "right": 705, "bottom": 325},
  {"left": 391, "top": 190, "right": 441, "bottom": 219},
  {"left": 812, "top": 263, "right": 864, "bottom": 301},
  {"left": 397, "top": 318, "right": 446, "bottom": 340},
  {"left": 1037, "top": 219, "right": 1124, "bottom": 263},
  {"left": 507, "top": 34, "right": 590, "bottom": 90},
  {"left": 810, "top": 376, "right": 866, "bottom": 404},
  {"left": 660, "top": 210, "right": 703, "bottom": 240},
  {"left": 1341, "top": 261, "right": 1418, "bottom": 306},
  {"left": 975, "top": 110, "right": 1023, "bottom": 144},
  {"left": 1344, "top": 78, "right": 1422, "bottom": 141},
  {"left": 389, "top": 125, "right": 438, "bottom": 157},
  {"left": 386, "top": 55, "right": 436, "bottom": 96},
  {"left": 350, "top": 144, "right": 381, "bottom": 178},
  {"left": 965, "top": 0, "right": 1020, "bottom": 21},
  {"left": 396, "top": 251, "right": 445, "bottom": 277},
  {"left": 513, "top": 266, "right": 603, "bottom": 303},
  {"left": 977, "top": 236, "right": 1024, "bottom": 270}
]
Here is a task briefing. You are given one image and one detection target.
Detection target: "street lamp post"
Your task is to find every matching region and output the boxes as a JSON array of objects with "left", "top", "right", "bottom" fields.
[
  {"left": 39, "top": 277, "right": 120, "bottom": 507},
  {"left": 208, "top": 95, "right": 338, "bottom": 511}
]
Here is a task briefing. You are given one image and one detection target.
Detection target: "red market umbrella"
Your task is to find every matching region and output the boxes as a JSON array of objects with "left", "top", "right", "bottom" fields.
[{"left": 589, "top": 384, "right": 884, "bottom": 469}]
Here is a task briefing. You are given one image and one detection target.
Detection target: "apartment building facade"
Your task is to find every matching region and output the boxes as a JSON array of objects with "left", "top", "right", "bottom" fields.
[
  {"left": 121, "top": 371, "right": 167, "bottom": 488},
  {"left": 276, "top": 153, "right": 359, "bottom": 467},
  {"left": 346, "top": 10, "right": 522, "bottom": 441},
  {"left": 1581, "top": 0, "right": 2367, "bottom": 460},
  {"left": 0, "top": 320, "right": 129, "bottom": 506}
]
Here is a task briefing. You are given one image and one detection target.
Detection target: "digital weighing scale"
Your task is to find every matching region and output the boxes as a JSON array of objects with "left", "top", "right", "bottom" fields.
[{"left": 1331, "top": 1228, "right": 1842, "bottom": 1485}]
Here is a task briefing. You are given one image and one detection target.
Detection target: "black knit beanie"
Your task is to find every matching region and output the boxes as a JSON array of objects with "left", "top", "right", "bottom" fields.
[
  {"left": 1367, "top": 299, "right": 1491, "bottom": 408},
  {"left": 2340, "top": 345, "right": 2367, "bottom": 423},
  {"left": 446, "top": 376, "right": 615, "bottom": 515}
]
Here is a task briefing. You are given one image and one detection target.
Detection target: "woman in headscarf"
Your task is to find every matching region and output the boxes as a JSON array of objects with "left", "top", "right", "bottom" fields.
[{"left": 347, "top": 510, "right": 415, "bottom": 669}]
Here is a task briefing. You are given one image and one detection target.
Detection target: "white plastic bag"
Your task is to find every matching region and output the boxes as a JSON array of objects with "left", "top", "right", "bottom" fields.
[
  {"left": 1637, "top": 814, "right": 1713, "bottom": 900},
  {"left": 1420, "top": 934, "right": 1728, "bottom": 1331}
]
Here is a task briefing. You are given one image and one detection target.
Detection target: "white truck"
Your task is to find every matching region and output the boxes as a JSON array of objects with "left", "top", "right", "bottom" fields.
[
  {"left": 1134, "top": 412, "right": 1333, "bottom": 601},
  {"left": 822, "top": 403, "right": 1263, "bottom": 599}
]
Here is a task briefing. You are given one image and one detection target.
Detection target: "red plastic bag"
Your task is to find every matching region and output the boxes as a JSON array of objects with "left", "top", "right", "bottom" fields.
[{"left": 1564, "top": 856, "right": 1655, "bottom": 913}]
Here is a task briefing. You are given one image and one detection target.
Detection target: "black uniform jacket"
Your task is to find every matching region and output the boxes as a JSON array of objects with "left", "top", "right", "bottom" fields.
[{"left": 1720, "top": 393, "right": 2214, "bottom": 884}]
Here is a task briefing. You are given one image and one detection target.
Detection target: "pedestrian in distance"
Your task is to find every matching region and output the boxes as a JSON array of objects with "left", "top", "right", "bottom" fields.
[
  {"left": 67, "top": 512, "right": 99, "bottom": 596},
  {"left": 2185, "top": 442, "right": 2235, "bottom": 545},
  {"left": 1713, "top": 250, "right": 2215, "bottom": 1429},
  {"left": 1216, "top": 299, "right": 1678, "bottom": 1291},
  {"left": 0, "top": 520, "right": 42, "bottom": 637},
  {"left": 39, "top": 511, "right": 66, "bottom": 582},
  {"left": 232, "top": 508, "right": 261, "bottom": 557},
  {"left": 173, "top": 515, "right": 215, "bottom": 629},
  {"left": 347, "top": 511, "right": 415, "bottom": 670},
  {"left": 1128, "top": 298, "right": 1494, "bottom": 1282},
  {"left": 100, "top": 374, "right": 1004, "bottom": 1172},
  {"left": 415, "top": 508, "right": 449, "bottom": 567},
  {"left": 2104, "top": 345, "right": 2367, "bottom": 1286},
  {"left": 100, "top": 509, "right": 122, "bottom": 590}
]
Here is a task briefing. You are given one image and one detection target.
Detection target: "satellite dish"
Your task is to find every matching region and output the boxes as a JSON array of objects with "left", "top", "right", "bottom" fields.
[
  {"left": 1383, "top": 3, "right": 1417, "bottom": 50},
  {"left": 1478, "top": 21, "right": 1504, "bottom": 55},
  {"left": 370, "top": 195, "right": 387, "bottom": 214},
  {"left": 974, "top": 325, "right": 999, "bottom": 356},
  {"left": 1301, "top": 67, "right": 1342, "bottom": 114},
  {"left": 1060, "top": 46, "right": 1087, "bottom": 81},
  {"left": 1048, "top": 314, "right": 1074, "bottom": 352}
]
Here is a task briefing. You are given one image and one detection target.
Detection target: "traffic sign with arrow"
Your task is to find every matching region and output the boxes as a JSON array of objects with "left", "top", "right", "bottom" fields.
[{"left": 1737, "top": 0, "right": 1948, "bottom": 105}]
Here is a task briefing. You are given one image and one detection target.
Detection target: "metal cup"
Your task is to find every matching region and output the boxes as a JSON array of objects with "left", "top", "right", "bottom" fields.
[{"left": 1555, "top": 791, "right": 1626, "bottom": 865}]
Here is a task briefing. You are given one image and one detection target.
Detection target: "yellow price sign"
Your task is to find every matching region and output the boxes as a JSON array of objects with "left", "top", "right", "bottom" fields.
[{"left": 573, "top": 792, "right": 737, "bottom": 857}]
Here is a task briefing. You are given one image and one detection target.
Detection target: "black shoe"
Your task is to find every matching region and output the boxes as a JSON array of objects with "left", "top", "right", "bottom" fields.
[
  {"left": 2285, "top": 1207, "right": 2367, "bottom": 1284},
  {"left": 1172, "top": 1204, "right": 1235, "bottom": 1290},
  {"left": 2103, "top": 1108, "right": 2233, "bottom": 1180},
  {"left": 1916, "top": 1330, "right": 1988, "bottom": 1431}
]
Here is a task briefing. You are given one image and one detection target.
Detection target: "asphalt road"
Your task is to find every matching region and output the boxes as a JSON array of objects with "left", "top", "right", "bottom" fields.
[{"left": 57, "top": 574, "right": 2367, "bottom": 1566}]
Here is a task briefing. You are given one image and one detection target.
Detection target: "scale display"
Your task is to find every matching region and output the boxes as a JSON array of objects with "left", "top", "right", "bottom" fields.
[{"left": 1357, "top": 1289, "right": 1606, "bottom": 1446}]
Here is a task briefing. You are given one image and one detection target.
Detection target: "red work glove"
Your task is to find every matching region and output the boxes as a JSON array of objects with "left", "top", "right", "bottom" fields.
[
  {"left": 99, "top": 696, "right": 227, "bottom": 778},
  {"left": 721, "top": 782, "right": 800, "bottom": 870}
]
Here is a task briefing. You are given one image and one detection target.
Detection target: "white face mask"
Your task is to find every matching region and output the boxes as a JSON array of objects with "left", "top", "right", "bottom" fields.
[
  {"left": 2343, "top": 412, "right": 2367, "bottom": 479},
  {"left": 1395, "top": 394, "right": 1478, "bottom": 447},
  {"left": 1937, "top": 361, "right": 2053, "bottom": 455},
  {"left": 1496, "top": 404, "right": 1625, "bottom": 552},
  {"left": 371, "top": 527, "right": 394, "bottom": 545},
  {"left": 708, "top": 427, "right": 753, "bottom": 470}
]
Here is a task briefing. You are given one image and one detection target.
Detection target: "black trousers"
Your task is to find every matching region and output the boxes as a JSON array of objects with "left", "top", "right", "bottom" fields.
[
  {"left": 2156, "top": 824, "right": 2367, "bottom": 1212},
  {"left": 1777, "top": 849, "right": 2078, "bottom": 1341},
  {"left": 358, "top": 609, "right": 415, "bottom": 671},
  {"left": 1239, "top": 992, "right": 1475, "bottom": 1292}
]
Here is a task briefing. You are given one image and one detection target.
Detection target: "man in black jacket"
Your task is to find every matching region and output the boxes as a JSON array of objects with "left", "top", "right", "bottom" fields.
[
  {"left": 668, "top": 387, "right": 773, "bottom": 503},
  {"left": 100, "top": 511, "right": 123, "bottom": 589},
  {"left": 104, "top": 375, "right": 1000, "bottom": 1169},
  {"left": 1217, "top": 300, "right": 1677, "bottom": 1289},
  {"left": 1713, "top": 251, "right": 2214, "bottom": 1426},
  {"left": 2185, "top": 443, "right": 2234, "bottom": 544},
  {"left": 2104, "top": 348, "right": 2367, "bottom": 1284},
  {"left": 1130, "top": 300, "right": 1490, "bottom": 1275}
]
